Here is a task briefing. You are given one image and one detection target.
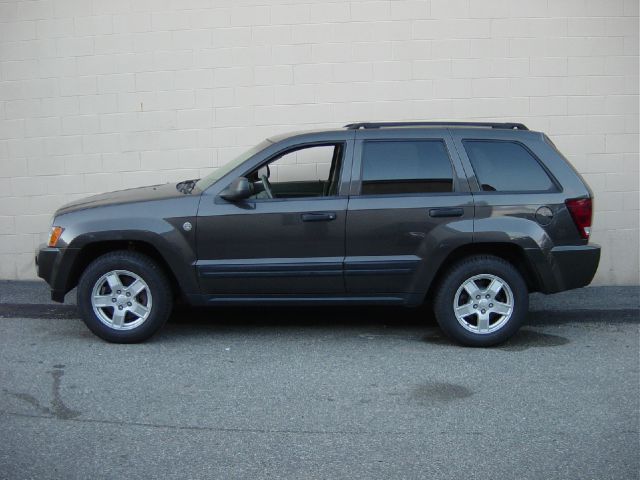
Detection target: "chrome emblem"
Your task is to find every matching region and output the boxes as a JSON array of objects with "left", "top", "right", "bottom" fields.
[{"left": 182, "top": 221, "right": 193, "bottom": 232}]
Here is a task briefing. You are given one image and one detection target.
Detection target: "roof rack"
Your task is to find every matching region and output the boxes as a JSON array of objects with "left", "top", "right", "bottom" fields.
[{"left": 344, "top": 121, "right": 529, "bottom": 131}]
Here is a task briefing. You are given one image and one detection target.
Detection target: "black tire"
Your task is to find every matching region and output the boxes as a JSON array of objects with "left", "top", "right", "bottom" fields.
[
  {"left": 77, "top": 251, "right": 173, "bottom": 343},
  {"left": 433, "top": 255, "right": 528, "bottom": 347}
]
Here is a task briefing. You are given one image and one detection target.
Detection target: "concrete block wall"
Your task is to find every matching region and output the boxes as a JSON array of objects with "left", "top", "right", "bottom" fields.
[{"left": 0, "top": 0, "right": 638, "bottom": 284}]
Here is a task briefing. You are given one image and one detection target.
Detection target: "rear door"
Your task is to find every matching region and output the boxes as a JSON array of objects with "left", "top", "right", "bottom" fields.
[{"left": 344, "top": 128, "right": 474, "bottom": 298}]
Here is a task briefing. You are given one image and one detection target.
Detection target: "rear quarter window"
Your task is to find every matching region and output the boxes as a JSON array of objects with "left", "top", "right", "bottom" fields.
[{"left": 463, "top": 140, "right": 556, "bottom": 192}]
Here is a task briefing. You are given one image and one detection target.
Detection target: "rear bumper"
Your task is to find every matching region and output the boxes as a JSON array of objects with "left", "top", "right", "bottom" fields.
[
  {"left": 35, "top": 244, "right": 78, "bottom": 302},
  {"left": 530, "top": 244, "right": 601, "bottom": 294}
]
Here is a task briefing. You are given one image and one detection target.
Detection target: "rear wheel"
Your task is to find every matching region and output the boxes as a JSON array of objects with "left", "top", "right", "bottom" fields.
[
  {"left": 77, "top": 251, "right": 173, "bottom": 343},
  {"left": 433, "top": 255, "right": 528, "bottom": 347}
]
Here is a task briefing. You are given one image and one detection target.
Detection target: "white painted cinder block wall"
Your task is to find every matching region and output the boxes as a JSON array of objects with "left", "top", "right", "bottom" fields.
[{"left": 0, "top": 0, "right": 638, "bottom": 284}]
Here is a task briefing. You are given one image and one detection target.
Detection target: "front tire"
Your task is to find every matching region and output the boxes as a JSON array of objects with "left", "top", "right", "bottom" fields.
[
  {"left": 433, "top": 255, "right": 528, "bottom": 347},
  {"left": 77, "top": 251, "right": 173, "bottom": 343}
]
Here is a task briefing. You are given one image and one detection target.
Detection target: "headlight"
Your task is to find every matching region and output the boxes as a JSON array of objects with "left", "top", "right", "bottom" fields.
[{"left": 48, "top": 226, "right": 64, "bottom": 247}]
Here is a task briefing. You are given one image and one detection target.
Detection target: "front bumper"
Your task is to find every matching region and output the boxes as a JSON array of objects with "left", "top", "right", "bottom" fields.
[
  {"left": 35, "top": 244, "right": 78, "bottom": 302},
  {"left": 530, "top": 244, "right": 601, "bottom": 294}
]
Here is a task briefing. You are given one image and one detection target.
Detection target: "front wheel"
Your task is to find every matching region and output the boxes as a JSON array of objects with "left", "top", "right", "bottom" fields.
[
  {"left": 433, "top": 255, "right": 528, "bottom": 347},
  {"left": 77, "top": 251, "right": 173, "bottom": 343}
]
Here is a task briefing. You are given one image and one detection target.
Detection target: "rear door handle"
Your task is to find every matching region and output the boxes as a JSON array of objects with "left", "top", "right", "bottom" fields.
[
  {"left": 429, "top": 207, "right": 464, "bottom": 218},
  {"left": 301, "top": 212, "right": 337, "bottom": 222}
]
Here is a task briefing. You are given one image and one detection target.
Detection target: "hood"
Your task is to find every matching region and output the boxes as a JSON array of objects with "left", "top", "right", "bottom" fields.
[{"left": 55, "top": 183, "right": 188, "bottom": 217}]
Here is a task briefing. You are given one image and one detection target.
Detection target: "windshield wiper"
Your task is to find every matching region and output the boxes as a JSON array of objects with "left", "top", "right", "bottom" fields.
[{"left": 176, "top": 179, "right": 199, "bottom": 194}]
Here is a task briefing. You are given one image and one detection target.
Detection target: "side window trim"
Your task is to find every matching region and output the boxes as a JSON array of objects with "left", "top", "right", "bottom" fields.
[
  {"left": 461, "top": 139, "right": 561, "bottom": 194},
  {"left": 242, "top": 141, "right": 348, "bottom": 202},
  {"left": 355, "top": 138, "right": 457, "bottom": 197}
]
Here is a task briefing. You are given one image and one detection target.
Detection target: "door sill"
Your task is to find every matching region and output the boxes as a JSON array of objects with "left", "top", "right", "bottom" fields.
[{"left": 186, "top": 293, "right": 423, "bottom": 307}]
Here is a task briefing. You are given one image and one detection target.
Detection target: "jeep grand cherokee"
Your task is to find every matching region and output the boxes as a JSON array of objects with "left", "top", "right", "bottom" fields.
[{"left": 36, "top": 122, "right": 600, "bottom": 346}]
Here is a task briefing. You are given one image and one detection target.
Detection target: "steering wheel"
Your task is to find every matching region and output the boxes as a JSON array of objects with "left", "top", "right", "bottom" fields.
[{"left": 260, "top": 174, "right": 274, "bottom": 199}]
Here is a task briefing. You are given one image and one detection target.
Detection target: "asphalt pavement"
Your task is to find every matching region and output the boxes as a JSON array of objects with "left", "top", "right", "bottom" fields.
[{"left": 0, "top": 282, "right": 638, "bottom": 480}]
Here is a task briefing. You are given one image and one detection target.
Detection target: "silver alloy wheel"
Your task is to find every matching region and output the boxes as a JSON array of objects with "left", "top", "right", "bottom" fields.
[
  {"left": 453, "top": 273, "right": 514, "bottom": 335},
  {"left": 91, "top": 270, "right": 153, "bottom": 331}
]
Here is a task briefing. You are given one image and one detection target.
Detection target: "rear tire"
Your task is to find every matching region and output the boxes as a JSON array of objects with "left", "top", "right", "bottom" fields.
[
  {"left": 77, "top": 251, "right": 173, "bottom": 343},
  {"left": 433, "top": 255, "right": 528, "bottom": 347}
]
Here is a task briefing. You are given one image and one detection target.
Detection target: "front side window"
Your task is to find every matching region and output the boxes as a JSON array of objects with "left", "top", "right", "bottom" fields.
[
  {"left": 360, "top": 140, "right": 454, "bottom": 195},
  {"left": 247, "top": 143, "right": 343, "bottom": 199},
  {"left": 463, "top": 140, "right": 555, "bottom": 192}
]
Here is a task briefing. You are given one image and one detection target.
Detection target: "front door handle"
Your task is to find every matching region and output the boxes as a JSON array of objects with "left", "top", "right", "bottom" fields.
[
  {"left": 429, "top": 207, "right": 464, "bottom": 218},
  {"left": 301, "top": 212, "right": 337, "bottom": 222}
]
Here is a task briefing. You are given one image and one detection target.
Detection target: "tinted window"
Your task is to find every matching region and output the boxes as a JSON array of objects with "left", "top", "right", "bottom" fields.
[
  {"left": 361, "top": 140, "right": 453, "bottom": 195},
  {"left": 464, "top": 140, "right": 555, "bottom": 192}
]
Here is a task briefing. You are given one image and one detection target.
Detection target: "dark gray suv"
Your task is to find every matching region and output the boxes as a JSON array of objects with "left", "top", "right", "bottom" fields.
[{"left": 36, "top": 122, "right": 600, "bottom": 346}]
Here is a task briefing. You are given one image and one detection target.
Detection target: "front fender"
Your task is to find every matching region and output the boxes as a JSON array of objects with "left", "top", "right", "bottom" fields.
[{"left": 52, "top": 198, "right": 200, "bottom": 298}]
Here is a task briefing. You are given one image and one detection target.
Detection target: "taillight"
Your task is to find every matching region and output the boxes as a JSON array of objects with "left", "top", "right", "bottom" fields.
[{"left": 565, "top": 198, "right": 592, "bottom": 240}]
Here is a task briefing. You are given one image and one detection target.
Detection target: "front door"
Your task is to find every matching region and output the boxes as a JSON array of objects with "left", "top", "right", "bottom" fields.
[
  {"left": 345, "top": 129, "right": 474, "bottom": 297},
  {"left": 196, "top": 139, "right": 353, "bottom": 296}
]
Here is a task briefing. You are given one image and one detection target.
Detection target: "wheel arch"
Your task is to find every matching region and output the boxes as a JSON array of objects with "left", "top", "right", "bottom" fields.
[
  {"left": 66, "top": 240, "right": 182, "bottom": 299},
  {"left": 423, "top": 242, "right": 542, "bottom": 303}
]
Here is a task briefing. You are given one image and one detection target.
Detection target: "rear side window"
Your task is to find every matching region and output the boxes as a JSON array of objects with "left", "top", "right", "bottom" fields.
[
  {"left": 463, "top": 140, "right": 555, "bottom": 192},
  {"left": 361, "top": 140, "right": 454, "bottom": 195}
]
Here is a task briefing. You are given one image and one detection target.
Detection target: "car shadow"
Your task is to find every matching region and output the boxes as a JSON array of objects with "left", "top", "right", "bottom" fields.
[
  {"left": 163, "top": 305, "right": 577, "bottom": 351},
  {"left": 158, "top": 304, "right": 638, "bottom": 350},
  {"left": 167, "top": 303, "right": 638, "bottom": 330},
  {"left": 168, "top": 304, "right": 436, "bottom": 330},
  {"left": 4, "top": 302, "right": 636, "bottom": 351}
]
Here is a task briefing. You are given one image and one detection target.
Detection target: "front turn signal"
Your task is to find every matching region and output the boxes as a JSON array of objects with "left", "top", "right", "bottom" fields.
[{"left": 48, "top": 226, "right": 64, "bottom": 247}]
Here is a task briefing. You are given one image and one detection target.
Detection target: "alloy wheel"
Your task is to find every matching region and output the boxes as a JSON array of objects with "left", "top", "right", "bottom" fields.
[
  {"left": 453, "top": 273, "right": 514, "bottom": 334},
  {"left": 91, "top": 270, "right": 153, "bottom": 331}
]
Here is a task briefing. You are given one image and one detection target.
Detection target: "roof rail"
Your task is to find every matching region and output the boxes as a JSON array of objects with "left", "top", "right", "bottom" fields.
[{"left": 344, "top": 121, "right": 529, "bottom": 131}]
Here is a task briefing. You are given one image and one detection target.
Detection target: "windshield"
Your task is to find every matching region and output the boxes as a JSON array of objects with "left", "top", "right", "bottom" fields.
[{"left": 196, "top": 140, "right": 271, "bottom": 191}]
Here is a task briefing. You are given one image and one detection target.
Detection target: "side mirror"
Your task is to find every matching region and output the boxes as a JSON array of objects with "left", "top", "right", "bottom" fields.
[{"left": 220, "top": 177, "right": 252, "bottom": 202}]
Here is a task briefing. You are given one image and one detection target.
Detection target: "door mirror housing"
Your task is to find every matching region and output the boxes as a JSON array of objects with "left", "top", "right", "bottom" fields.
[{"left": 220, "top": 177, "right": 253, "bottom": 201}]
